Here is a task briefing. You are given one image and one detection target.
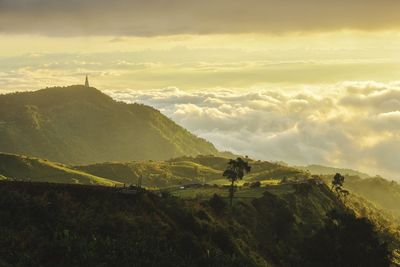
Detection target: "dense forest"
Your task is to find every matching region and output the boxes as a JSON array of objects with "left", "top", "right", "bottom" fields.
[
  {"left": 0, "top": 180, "right": 394, "bottom": 267},
  {"left": 0, "top": 86, "right": 220, "bottom": 164}
]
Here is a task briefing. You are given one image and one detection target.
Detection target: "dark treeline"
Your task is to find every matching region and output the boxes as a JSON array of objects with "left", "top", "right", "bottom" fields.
[{"left": 0, "top": 181, "right": 392, "bottom": 267}]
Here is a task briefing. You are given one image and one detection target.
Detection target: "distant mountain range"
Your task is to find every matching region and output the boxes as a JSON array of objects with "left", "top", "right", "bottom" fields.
[
  {"left": 0, "top": 85, "right": 220, "bottom": 164},
  {"left": 296, "top": 164, "right": 370, "bottom": 179}
]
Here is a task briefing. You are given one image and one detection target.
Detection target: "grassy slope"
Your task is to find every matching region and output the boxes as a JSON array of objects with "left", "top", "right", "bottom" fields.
[
  {"left": 75, "top": 155, "right": 305, "bottom": 188},
  {"left": 4, "top": 149, "right": 399, "bottom": 225},
  {"left": 292, "top": 164, "right": 400, "bottom": 221},
  {"left": 346, "top": 176, "right": 400, "bottom": 217},
  {"left": 319, "top": 175, "right": 400, "bottom": 220},
  {"left": 76, "top": 154, "right": 400, "bottom": 223},
  {"left": 0, "top": 86, "right": 219, "bottom": 164},
  {"left": 297, "top": 164, "right": 370, "bottom": 178},
  {"left": 75, "top": 159, "right": 222, "bottom": 188},
  {"left": 0, "top": 153, "right": 120, "bottom": 186}
]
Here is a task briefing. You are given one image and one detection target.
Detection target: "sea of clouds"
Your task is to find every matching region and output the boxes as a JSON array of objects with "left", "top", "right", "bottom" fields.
[{"left": 107, "top": 81, "right": 400, "bottom": 179}]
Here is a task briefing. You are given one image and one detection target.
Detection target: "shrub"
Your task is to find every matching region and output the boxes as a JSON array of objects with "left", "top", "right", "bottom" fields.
[
  {"left": 209, "top": 194, "right": 226, "bottom": 214},
  {"left": 250, "top": 181, "right": 261, "bottom": 188}
]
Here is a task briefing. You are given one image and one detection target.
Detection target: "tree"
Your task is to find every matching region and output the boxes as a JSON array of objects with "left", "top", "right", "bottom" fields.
[
  {"left": 331, "top": 173, "right": 345, "bottom": 196},
  {"left": 209, "top": 194, "right": 226, "bottom": 214},
  {"left": 250, "top": 181, "right": 261, "bottom": 188},
  {"left": 223, "top": 157, "right": 251, "bottom": 207},
  {"left": 299, "top": 210, "right": 391, "bottom": 267}
]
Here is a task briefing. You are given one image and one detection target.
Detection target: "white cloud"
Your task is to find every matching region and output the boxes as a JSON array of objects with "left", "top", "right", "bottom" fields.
[{"left": 106, "top": 82, "right": 400, "bottom": 179}]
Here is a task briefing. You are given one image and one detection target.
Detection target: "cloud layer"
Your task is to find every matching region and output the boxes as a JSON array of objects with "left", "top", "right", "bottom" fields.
[
  {"left": 106, "top": 82, "right": 400, "bottom": 179},
  {"left": 1, "top": 0, "right": 400, "bottom": 35},
  {"left": 1, "top": 48, "right": 400, "bottom": 91}
]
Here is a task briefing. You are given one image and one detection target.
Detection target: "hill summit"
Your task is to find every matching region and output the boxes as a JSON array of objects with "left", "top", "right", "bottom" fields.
[{"left": 0, "top": 85, "right": 219, "bottom": 164}]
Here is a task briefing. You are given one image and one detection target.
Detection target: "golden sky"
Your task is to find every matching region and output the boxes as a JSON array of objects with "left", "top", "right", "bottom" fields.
[
  {"left": 1, "top": 31, "right": 400, "bottom": 90},
  {"left": 1, "top": 0, "right": 400, "bottom": 178}
]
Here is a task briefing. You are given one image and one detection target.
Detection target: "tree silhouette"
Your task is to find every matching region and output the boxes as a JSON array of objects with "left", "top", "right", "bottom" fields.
[
  {"left": 332, "top": 173, "right": 345, "bottom": 196},
  {"left": 223, "top": 157, "right": 251, "bottom": 207},
  {"left": 300, "top": 210, "right": 391, "bottom": 267},
  {"left": 209, "top": 194, "right": 226, "bottom": 214}
]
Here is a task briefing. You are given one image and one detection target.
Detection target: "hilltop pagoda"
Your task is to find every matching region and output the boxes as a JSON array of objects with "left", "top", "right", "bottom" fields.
[{"left": 85, "top": 75, "right": 90, "bottom": 87}]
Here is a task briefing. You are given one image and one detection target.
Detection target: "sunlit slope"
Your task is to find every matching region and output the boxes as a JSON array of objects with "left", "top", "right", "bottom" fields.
[
  {"left": 0, "top": 153, "right": 120, "bottom": 186},
  {"left": 297, "top": 164, "right": 370, "bottom": 178},
  {"left": 0, "top": 85, "right": 219, "bottom": 164},
  {"left": 320, "top": 175, "right": 400, "bottom": 219},
  {"left": 75, "top": 158, "right": 224, "bottom": 187},
  {"left": 75, "top": 155, "right": 304, "bottom": 187},
  {"left": 302, "top": 165, "right": 400, "bottom": 220}
]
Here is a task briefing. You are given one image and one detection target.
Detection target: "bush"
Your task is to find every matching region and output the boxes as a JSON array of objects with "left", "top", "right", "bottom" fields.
[
  {"left": 209, "top": 194, "right": 226, "bottom": 214},
  {"left": 250, "top": 181, "right": 261, "bottom": 188},
  {"left": 299, "top": 210, "right": 391, "bottom": 267}
]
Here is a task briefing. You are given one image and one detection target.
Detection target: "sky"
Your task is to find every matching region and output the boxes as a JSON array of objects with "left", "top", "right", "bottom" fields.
[{"left": 1, "top": 0, "right": 400, "bottom": 179}]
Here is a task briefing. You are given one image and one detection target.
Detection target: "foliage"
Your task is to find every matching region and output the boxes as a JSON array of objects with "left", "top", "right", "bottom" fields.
[
  {"left": 294, "top": 183, "right": 312, "bottom": 197},
  {"left": 208, "top": 194, "right": 227, "bottom": 215},
  {"left": 223, "top": 158, "right": 251, "bottom": 206},
  {"left": 332, "top": 173, "right": 345, "bottom": 189},
  {"left": 300, "top": 210, "right": 391, "bottom": 267},
  {"left": 0, "top": 86, "right": 219, "bottom": 165},
  {"left": 0, "top": 179, "right": 396, "bottom": 267},
  {"left": 331, "top": 173, "right": 349, "bottom": 199},
  {"left": 249, "top": 181, "right": 261, "bottom": 188},
  {"left": 0, "top": 181, "right": 254, "bottom": 267}
]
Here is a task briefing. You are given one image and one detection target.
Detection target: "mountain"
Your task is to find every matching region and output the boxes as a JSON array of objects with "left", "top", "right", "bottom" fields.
[
  {"left": 294, "top": 165, "right": 400, "bottom": 220},
  {"left": 297, "top": 164, "right": 370, "bottom": 178},
  {"left": 0, "top": 85, "right": 219, "bottom": 164},
  {"left": 0, "top": 152, "right": 120, "bottom": 186},
  {"left": 75, "top": 155, "right": 304, "bottom": 187}
]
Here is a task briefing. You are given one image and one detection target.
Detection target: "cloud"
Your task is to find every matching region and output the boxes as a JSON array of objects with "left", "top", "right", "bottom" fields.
[
  {"left": 1, "top": 0, "right": 400, "bottom": 36},
  {"left": 1, "top": 48, "right": 400, "bottom": 91},
  {"left": 106, "top": 81, "right": 400, "bottom": 179}
]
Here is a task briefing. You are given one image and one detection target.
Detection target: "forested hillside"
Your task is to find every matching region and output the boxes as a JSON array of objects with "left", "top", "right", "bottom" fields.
[
  {"left": 0, "top": 86, "right": 219, "bottom": 164},
  {"left": 0, "top": 181, "right": 394, "bottom": 267},
  {"left": 75, "top": 155, "right": 304, "bottom": 187}
]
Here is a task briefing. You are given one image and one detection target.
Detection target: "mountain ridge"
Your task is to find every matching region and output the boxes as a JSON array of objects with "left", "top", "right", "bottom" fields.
[
  {"left": 296, "top": 164, "right": 371, "bottom": 179},
  {"left": 0, "top": 152, "right": 119, "bottom": 186},
  {"left": 0, "top": 85, "right": 220, "bottom": 164}
]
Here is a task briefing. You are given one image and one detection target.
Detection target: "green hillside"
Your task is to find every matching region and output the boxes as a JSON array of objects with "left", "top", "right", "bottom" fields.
[
  {"left": 297, "top": 164, "right": 370, "bottom": 178},
  {"left": 75, "top": 155, "right": 305, "bottom": 188},
  {"left": 0, "top": 86, "right": 219, "bottom": 164},
  {"left": 320, "top": 174, "right": 400, "bottom": 220},
  {"left": 76, "top": 155, "right": 400, "bottom": 222},
  {"left": 0, "top": 153, "right": 398, "bottom": 265},
  {"left": 75, "top": 159, "right": 221, "bottom": 188},
  {"left": 3, "top": 149, "right": 399, "bottom": 225},
  {"left": 0, "top": 180, "right": 394, "bottom": 267},
  {"left": 0, "top": 153, "right": 119, "bottom": 186}
]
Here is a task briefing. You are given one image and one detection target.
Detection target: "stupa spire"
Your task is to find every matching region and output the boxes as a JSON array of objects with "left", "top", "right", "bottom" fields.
[{"left": 85, "top": 75, "right": 89, "bottom": 87}]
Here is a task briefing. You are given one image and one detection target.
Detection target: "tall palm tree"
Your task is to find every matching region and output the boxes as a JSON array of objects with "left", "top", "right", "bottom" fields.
[{"left": 223, "top": 157, "right": 251, "bottom": 207}]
